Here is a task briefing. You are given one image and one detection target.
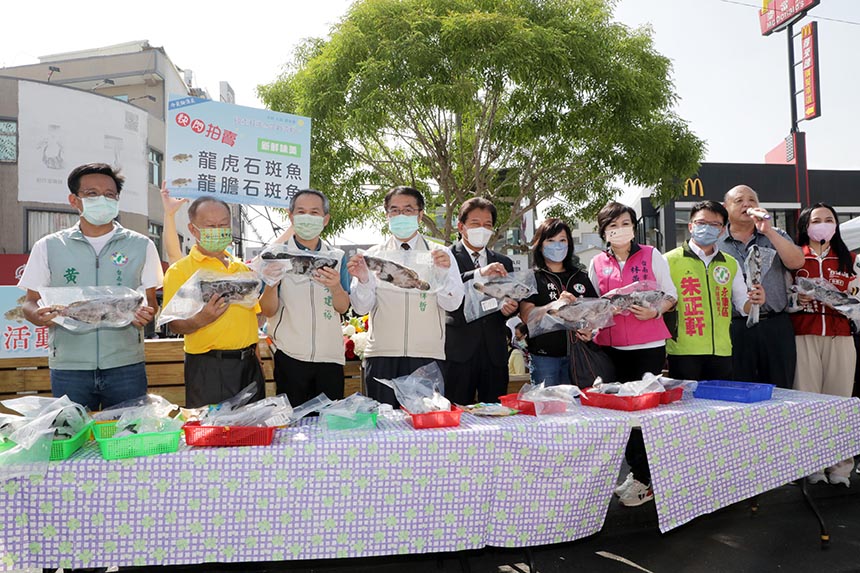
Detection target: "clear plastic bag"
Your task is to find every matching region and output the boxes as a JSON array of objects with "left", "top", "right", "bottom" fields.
[
  {"left": 38, "top": 286, "right": 145, "bottom": 332},
  {"left": 361, "top": 249, "right": 447, "bottom": 293},
  {"left": 250, "top": 243, "right": 340, "bottom": 287},
  {"left": 0, "top": 408, "right": 60, "bottom": 483},
  {"left": 93, "top": 394, "right": 177, "bottom": 421},
  {"left": 375, "top": 362, "right": 450, "bottom": 413},
  {"left": 744, "top": 246, "right": 776, "bottom": 328},
  {"left": 1, "top": 395, "right": 91, "bottom": 440},
  {"left": 589, "top": 372, "right": 668, "bottom": 396},
  {"left": 463, "top": 270, "right": 537, "bottom": 323},
  {"left": 792, "top": 276, "right": 860, "bottom": 328},
  {"left": 157, "top": 270, "right": 261, "bottom": 328},
  {"left": 526, "top": 298, "right": 615, "bottom": 338},
  {"left": 517, "top": 382, "right": 581, "bottom": 415},
  {"left": 602, "top": 280, "right": 672, "bottom": 315},
  {"left": 113, "top": 397, "right": 182, "bottom": 438},
  {"left": 320, "top": 394, "right": 379, "bottom": 420}
]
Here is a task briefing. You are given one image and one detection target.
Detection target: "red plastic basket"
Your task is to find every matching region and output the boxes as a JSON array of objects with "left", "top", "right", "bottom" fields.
[
  {"left": 402, "top": 405, "right": 463, "bottom": 429},
  {"left": 660, "top": 387, "right": 684, "bottom": 405},
  {"left": 499, "top": 394, "right": 568, "bottom": 416},
  {"left": 580, "top": 388, "right": 662, "bottom": 411},
  {"left": 183, "top": 422, "right": 276, "bottom": 447}
]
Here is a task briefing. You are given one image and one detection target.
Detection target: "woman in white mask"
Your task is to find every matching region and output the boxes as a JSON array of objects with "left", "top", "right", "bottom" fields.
[
  {"left": 790, "top": 203, "right": 860, "bottom": 487},
  {"left": 587, "top": 201, "right": 677, "bottom": 508}
]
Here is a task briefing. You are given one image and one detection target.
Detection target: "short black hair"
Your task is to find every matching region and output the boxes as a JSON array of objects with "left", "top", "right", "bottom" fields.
[
  {"left": 67, "top": 163, "right": 124, "bottom": 195},
  {"left": 188, "top": 196, "right": 231, "bottom": 222},
  {"left": 689, "top": 200, "right": 729, "bottom": 224},
  {"left": 289, "top": 189, "right": 330, "bottom": 214},
  {"left": 384, "top": 186, "right": 425, "bottom": 211},
  {"left": 596, "top": 201, "right": 638, "bottom": 240},
  {"left": 457, "top": 197, "right": 497, "bottom": 226},
  {"left": 515, "top": 322, "right": 529, "bottom": 338}
]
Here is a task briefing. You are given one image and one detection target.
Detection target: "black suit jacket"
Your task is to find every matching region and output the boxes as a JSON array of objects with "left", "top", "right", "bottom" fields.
[{"left": 445, "top": 241, "right": 515, "bottom": 365}]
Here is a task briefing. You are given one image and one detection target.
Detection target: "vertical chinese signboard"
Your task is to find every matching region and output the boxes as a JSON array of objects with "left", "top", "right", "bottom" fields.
[
  {"left": 801, "top": 22, "right": 821, "bottom": 120},
  {"left": 759, "top": 0, "right": 820, "bottom": 36},
  {"left": 166, "top": 96, "right": 311, "bottom": 208}
]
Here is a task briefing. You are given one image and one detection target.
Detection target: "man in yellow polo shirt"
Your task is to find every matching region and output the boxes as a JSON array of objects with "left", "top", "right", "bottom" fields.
[{"left": 162, "top": 196, "right": 264, "bottom": 407}]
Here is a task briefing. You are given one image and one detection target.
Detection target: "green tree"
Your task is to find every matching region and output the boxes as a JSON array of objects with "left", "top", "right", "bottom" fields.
[{"left": 258, "top": 0, "right": 704, "bottom": 243}]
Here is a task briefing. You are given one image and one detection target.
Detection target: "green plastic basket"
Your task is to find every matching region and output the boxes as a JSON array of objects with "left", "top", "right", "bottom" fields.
[
  {"left": 322, "top": 411, "right": 378, "bottom": 431},
  {"left": 93, "top": 421, "right": 181, "bottom": 460},
  {"left": 50, "top": 421, "right": 94, "bottom": 461},
  {"left": 0, "top": 440, "right": 15, "bottom": 454}
]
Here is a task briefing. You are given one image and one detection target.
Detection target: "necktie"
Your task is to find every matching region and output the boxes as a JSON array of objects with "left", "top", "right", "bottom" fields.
[
  {"left": 472, "top": 251, "right": 481, "bottom": 269},
  {"left": 400, "top": 243, "right": 411, "bottom": 251}
]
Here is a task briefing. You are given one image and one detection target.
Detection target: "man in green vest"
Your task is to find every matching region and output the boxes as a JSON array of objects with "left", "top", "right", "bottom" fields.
[
  {"left": 19, "top": 163, "right": 161, "bottom": 411},
  {"left": 665, "top": 201, "right": 764, "bottom": 380}
]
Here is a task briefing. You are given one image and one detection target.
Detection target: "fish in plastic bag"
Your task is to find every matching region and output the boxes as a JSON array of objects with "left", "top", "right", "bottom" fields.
[
  {"left": 527, "top": 298, "right": 615, "bottom": 338},
  {"left": 744, "top": 245, "right": 776, "bottom": 328},
  {"left": 375, "top": 362, "right": 449, "bottom": 412},
  {"left": 157, "top": 270, "right": 261, "bottom": 328},
  {"left": 252, "top": 243, "right": 340, "bottom": 286},
  {"left": 793, "top": 276, "right": 860, "bottom": 329},
  {"left": 464, "top": 270, "right": 537, "bottom": 323},
  {"left": 364, "top": 254, "right": 431, "bottom": 291},
  {"left": 38, "top": 286, "right": 145, "bottom": 332},
  {"left": 602, "top": 280, "right": 670, "bottom": 315}
]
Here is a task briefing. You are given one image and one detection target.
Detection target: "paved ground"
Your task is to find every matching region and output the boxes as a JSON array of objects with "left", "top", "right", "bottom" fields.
[{"left": 27, "top": 464, "right": 860, "bottom": 573}]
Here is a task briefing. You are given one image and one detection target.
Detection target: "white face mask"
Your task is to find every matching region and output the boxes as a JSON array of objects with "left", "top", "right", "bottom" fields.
[{"left": 465, "top": 227, "right": 493, "bottom": 249}]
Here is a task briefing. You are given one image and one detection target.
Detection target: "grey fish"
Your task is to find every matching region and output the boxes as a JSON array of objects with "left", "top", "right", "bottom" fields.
[
  {"left": 795, "top": 277, "right": 860, "bottom": 307},
  {"left": 172, "top": 153, "right": 192, "bottom": 162},
  {"left": 473, "top": 279, "right": 532, "bottom": 301},
  {"left": 260, "top": 251, "right": 338, "bottom": 275},
  {"left": 4, "top": 295, "right": 27, "bottom": 323},
  {"left": 605, "top": 290, "right": 665, "bottom": 312},
  {"left": 364, "top": 255, "right": 430, "bottom": 291},
  {"left": 547, "top": 299, "right": 612, "bottom": 330},
  {"left": 171, "top": 178, "right": 192, "bottom": 186},
  {"left": 52, "top": 293, "right": 145, "bottom": 326},
  {"left": 200, "top": 278, "right": 261, "bottom": 303}
]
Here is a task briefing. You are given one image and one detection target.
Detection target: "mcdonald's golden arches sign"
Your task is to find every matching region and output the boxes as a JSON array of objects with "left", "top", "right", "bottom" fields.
[{"left": 683, "top": 178, "right": 704, "bottom": 197}]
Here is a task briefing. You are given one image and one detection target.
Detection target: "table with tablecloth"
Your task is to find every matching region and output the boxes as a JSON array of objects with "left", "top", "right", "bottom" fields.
[{"left": 1, "top": 390, "right": 858, "bottom": 570}]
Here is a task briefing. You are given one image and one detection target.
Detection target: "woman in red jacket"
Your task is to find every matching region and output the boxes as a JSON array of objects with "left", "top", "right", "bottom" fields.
[{"left": 791, "top": 202, "right": 860, "bottom": 487}]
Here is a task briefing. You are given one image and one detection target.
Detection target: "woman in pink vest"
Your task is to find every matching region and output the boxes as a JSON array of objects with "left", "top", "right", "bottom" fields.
[
  {"left": 588, "top": 201, "right": 677, "bottom": 507},
  {"left": 790, "top": 203, "right": 859, "bottom": 487}
]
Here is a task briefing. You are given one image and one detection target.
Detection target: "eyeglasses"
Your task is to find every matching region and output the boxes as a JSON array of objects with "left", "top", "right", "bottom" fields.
[
  {"left": 691, "top": 221, "right": 724, "bottom": 229},
  {"left": 387, "top": 206, "right": 419, "bottom": 216},
  {"left": 79, "top": 189, "right": 119, "bottom": 200}
]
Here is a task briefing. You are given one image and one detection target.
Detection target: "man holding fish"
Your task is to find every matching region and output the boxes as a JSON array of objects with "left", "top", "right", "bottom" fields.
[
  {"left": 444, "top": 197, "right": 518, "bottom": 405},
  {"left": 721, "top": 185, "right": 804, "bottom": 389},
  {"left": 18, "top": 163, "right": 161, "bottom": 411},
  {"left": 259, "top": 189, "right": 351, "bottom": 406},
  {"left": 347, "top": 186, "right": 465, "bottom": 406}
]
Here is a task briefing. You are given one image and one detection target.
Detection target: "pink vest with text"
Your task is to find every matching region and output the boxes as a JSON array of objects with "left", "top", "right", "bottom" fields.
[{"left": 593, "top": 245, "right": 671, "bottom": 348}]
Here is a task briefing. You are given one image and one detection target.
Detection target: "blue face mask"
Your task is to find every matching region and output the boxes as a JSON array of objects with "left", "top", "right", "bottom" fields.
[
  {"left": 388, "top": 214, "right": 419, "bottom": 240},
  {"left": 80, "top": 196, "right": 119, "bottom": 226},
  {"left": 542, "top": 241, "right": 569, "bottom": 263},
  {"left": 691, "top": 224, "right": 722, "bottom": 247}
]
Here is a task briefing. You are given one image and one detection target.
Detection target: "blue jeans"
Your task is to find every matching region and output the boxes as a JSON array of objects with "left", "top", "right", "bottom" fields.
[
  {"left": 529, "top": 355, "right": 571, "bottom": 387},
  {"left": 50, "top": 362, "right": 148, "bottom": 411}
]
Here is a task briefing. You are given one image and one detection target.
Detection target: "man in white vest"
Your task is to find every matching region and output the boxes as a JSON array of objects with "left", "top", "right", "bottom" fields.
[
  {"left": 260, "top": 189, "right": 351, "bottom": 406},
  {"left": 348, "top": 186, "right": 465, "bottom": 406}
]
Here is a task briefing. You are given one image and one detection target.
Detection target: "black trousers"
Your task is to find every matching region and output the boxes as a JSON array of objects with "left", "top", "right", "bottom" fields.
[
  {"left": 603, "top": 345, "right": 666, "bottom": 487},
  {"left": 273, "top": 350, "right": 344, "bottom": 407},
  {"left": 444, "top": 354, "right": 509, "bottom": 406},
  {"left": 730, "top": 313, "right": 796, "bottom": 389},
  {"left": 363, "top": 356, "right": 442, "bottom": 407},
  {"left": 668, "top": 354, "right": 733, "bottom": 381},
  {"left": 184, "top": 346, "right": 265, "bottom": 408}
]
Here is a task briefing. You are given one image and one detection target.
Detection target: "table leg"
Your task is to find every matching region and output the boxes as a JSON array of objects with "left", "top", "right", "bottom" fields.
[
  {"left": 797, "top": 478, "right": 830, "bottom": 549},
  {"left": 523, "top": 547, "right": 537, "bottom": 572}
]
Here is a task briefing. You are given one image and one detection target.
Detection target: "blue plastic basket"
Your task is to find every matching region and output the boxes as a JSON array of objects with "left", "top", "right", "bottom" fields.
[{"left": 693, "top": 380, "right": 775, "bottom": 403}]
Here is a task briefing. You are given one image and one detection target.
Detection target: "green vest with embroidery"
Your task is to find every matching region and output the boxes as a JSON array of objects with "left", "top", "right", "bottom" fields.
[
  {"left": 665, "top": 243, "right": 737, "bottom": 357},
  {"left": 45, "top": 223, "right": 150, "bottom": 370}
]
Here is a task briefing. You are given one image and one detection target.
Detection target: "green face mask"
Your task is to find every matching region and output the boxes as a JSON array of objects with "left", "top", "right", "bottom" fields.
[
  {"left": 195, "top": 225, "right": 233, "bottom": 253},
  {"left": 292, "top": 214, "right": 326, "bottom": 241}
]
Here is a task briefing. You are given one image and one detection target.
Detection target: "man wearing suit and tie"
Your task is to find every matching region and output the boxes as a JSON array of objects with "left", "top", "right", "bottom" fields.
[{"left": 445, "top": 197, "right": 518, "bottom": 405}]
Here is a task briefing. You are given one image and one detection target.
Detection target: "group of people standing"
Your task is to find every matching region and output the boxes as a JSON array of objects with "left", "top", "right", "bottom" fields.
[{"left": 18, "top": 164, "right": 858, "bottom": 506}]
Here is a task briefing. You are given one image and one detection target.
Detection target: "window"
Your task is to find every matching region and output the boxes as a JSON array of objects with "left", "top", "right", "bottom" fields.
[
  {"left": 148, "top": 222, "right": 163, "bottom": 257},
  {"left": 148, "top": 148, "right": 163, "bottom": 186},
  {"left": 27, "top": 210, "right": 78, "bottom": 251},
  {"left": 0, "top": 120, "right": 17, "bottom": 162}
]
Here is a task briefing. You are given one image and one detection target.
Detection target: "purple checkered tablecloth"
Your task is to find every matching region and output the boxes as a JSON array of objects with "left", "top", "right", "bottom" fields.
[
  {"left": 0, "top": 409, "right": 629, "bottom": 570},
  {"left": 638, "top": 390, "right": 860, "bottom": 532}
]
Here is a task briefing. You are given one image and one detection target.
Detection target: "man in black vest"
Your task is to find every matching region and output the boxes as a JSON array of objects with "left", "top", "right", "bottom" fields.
[{"left": 445, "top": 198, "right": 517, "bottom": 404}]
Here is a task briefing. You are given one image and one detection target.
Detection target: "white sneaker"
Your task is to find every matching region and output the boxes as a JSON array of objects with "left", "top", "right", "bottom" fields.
[
  {"left": 829, "top": 474, "right": 850, "bottom": 488},
  {"left": 807, "top": 472, "right": 828, "bottom": 485},
  {"left": 614, "top": 472, "right": 635, "bottom": 497},
  {"left": 619, "top": 479, "right": 654, "bottom": 507}
]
